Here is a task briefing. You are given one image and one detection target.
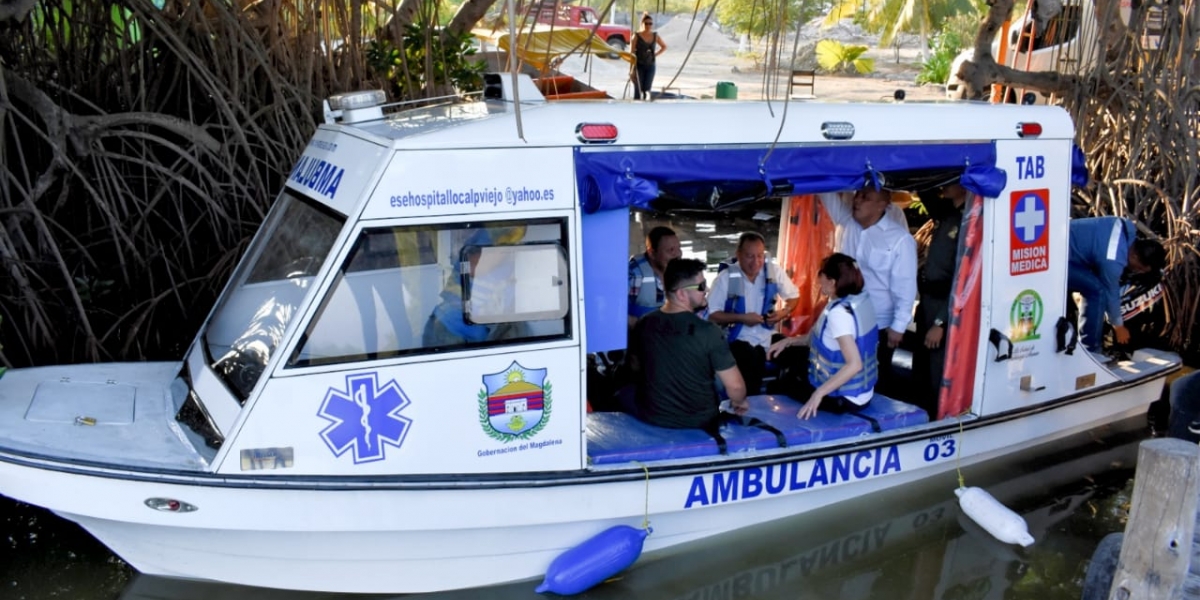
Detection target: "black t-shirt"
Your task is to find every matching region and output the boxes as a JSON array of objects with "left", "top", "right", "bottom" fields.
[{"left": 631, "top": 309, "right": 736, "bottom": 429}]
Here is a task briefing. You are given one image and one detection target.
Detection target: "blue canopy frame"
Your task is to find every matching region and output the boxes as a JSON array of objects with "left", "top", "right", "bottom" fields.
[
  {"left": 576, "top": 141, "right": 1011, "bottom": 353},
  {"left": 575, "top": 142, "right": 1008, "bottom": 214}
]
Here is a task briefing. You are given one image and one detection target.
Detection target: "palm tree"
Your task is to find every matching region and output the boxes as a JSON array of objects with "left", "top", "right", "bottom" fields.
[{"left": 823, "top": 0, "right": 978, "bottom": 61}]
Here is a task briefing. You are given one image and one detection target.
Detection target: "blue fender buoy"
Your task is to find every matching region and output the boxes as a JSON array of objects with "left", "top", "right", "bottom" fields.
[{"left": 535, "top": 525, "right": 651, "bottom": 595}]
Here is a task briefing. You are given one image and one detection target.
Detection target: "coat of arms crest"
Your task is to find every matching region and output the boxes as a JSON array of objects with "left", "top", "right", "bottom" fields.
[{"left": 478, "top": 361, "right": 552, "bottom": 442}]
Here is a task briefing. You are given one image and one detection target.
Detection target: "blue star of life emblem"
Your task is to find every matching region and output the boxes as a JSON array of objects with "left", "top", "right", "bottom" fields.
[{"left": 318, "top": 373, "right": 413, "bottom": 464}]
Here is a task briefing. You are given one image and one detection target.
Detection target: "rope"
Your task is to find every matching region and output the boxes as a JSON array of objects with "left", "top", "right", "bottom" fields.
[
  {"left": 759, "top": 0, "right": 805, "bottom": 165},
  {"left": 955, "top": 412, "right": 967, "bottom": 489},
  {"left": 506, "top": 0, "right": 525, "bottom": 142},
  {"left": 635, "top": 460, "right": 652, "bottom": 530}
]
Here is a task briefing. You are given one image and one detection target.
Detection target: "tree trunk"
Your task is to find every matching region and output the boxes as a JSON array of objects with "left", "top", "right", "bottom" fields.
[
  {"left": 957, "top": 0, "right": 1082, "bottom": 99},
  {"left": 447, "top": 0, "right": 503, "bottom": 38},
  {"left": 385, "top": 0, "right": 427, "bottom": 42},
  {"left": 918, "top": 16, "right": 929, "bottom": 63}
]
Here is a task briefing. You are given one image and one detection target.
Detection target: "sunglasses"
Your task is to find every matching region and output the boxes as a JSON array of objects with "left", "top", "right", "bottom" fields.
[{"left": 677, "top": 281, "right": 707, "bottom": 292}]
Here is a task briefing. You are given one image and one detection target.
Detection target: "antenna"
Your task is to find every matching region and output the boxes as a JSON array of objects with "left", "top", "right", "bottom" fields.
[{"left": 507, "top": 0, "right": 527, "bottom": 142}]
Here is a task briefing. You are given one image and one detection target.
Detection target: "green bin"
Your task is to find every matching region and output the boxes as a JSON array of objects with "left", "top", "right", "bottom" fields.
[{"left": 715, "top": 81, "right": 738, "bottom": 100}]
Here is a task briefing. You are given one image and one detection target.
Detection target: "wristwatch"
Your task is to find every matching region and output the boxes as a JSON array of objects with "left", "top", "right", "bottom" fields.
[{"left": 933, "top": 318, "right": 945, "bottom": 328}]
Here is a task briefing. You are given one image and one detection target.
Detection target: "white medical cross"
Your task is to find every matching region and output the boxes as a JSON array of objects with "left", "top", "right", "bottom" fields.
[{"left": 1013, "top": 195, "right": 1046, "bottom": 243}]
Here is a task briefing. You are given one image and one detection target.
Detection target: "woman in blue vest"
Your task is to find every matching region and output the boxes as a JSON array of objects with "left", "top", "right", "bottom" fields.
[{"left": 767, "top": 253, "right": 880, "bottom": 419}]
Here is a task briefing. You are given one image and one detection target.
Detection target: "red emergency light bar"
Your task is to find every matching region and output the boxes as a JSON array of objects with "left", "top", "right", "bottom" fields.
[
  {"left": 1017, "top": 122, "right": 1042, "bottom": 138},
  {"left": 576, "top": 123, "right": 618, "bottom": 144}
]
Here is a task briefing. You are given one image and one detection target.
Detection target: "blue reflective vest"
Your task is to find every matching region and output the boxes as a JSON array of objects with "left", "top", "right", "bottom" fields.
[
  {"left": 719, "top": 261, "right": 778, "bottom": 341},
  {"left": 628, "top": 254, "right": 664, "bottom": 317},
  {"left": 808, "top": 294, "right": 880, "bottom": 397}
]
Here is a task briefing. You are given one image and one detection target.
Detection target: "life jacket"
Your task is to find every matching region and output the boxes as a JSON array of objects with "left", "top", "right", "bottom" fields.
[
  {"left": 719, "top": 260, "right": 778, "bottom": 341},
  {"left": 428, "top": 292, "right": 490, "bottom": 344},
  {"left": 808, "top": 294, "right": 880, "bottom": 398},
  {"left": 628, "top": 254, "right": 664, "bottom": 318}
]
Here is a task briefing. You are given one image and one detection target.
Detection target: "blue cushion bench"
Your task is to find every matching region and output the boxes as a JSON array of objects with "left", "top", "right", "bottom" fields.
[{"left": 587, "top": 394, "right": 929, "bottom": 465}]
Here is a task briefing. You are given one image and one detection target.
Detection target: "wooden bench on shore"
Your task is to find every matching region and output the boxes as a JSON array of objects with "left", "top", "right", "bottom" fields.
[{"left": 790, "top": 69, "right": 816, "bottom": 99}]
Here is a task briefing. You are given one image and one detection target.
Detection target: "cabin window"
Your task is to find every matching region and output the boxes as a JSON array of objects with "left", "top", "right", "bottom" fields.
[
  {"left": 289, "top": 217, "right": 571, "bottom": 366},
  {"left": 204, "top": 192, "right": 344, "bottom": 400}
]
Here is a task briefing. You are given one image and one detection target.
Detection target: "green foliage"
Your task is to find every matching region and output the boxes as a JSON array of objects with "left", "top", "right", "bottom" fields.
[
  {"left": 824, "top": 0, "right": 980, "bottom": 47},
  {"left": 816, "top": 39, "right": 875, "bottom": 74},
  {"left": 73, "top": 275, "right": 115, "bottom": 305},
  {"left": 916, "top": 29, "right": 965, "bottom": 84},
  {"left": 717, "top": 0, "right": 825, "bottom": 38},
  {"left": 916, "top": 11, "right": 978, "bottom": 85},
  {"left": 366, "top": 24, "right": 484, "bottom": 98},
  {"left": 941, "top": 11, "right": 983, "bottom": 46},
  {"left": 852, "top": 9, "right": 872, "bottom": 28}
]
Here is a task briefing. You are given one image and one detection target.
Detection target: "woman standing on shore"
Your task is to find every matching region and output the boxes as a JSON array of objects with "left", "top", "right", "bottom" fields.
[{"left": 632, "top": 13, "right": 667, "bottom": 100}]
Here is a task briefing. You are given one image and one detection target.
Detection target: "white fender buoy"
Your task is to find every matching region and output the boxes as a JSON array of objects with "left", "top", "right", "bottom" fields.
[
  {"left": 536, "top": 525, "right": 651, "bottom": 595},
  {"left": 955, "top": 486, "right": 1035, "bottom": 547}
]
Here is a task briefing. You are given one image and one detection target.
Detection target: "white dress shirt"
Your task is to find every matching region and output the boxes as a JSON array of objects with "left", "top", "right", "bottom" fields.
[
  {"left": 819, "top": 192, "right": 917, "bottom": 333},
  {"left": 707, "top": 261, "right": 800, "bottom": 349}
]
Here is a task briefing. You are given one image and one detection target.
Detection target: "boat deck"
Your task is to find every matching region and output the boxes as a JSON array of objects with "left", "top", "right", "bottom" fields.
[
  {"left": 587, "top": 394, "right": 929, "bottom": 465},
  {"left": 0, "top": 362, "right": 208, "bottom": 471}
]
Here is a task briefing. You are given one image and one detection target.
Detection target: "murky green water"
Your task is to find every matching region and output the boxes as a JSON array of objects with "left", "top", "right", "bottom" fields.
[{"left": 0, "top": 424, "right": 1144, "bottom": 600}]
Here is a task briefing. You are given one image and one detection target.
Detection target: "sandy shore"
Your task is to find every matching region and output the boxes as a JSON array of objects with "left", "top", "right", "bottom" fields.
[{"left": 558, "top": 15, "right": 948, "bottom": 102}]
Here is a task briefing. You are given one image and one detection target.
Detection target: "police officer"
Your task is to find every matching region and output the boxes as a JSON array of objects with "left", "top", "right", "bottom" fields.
[{"left": 912, "top": 182, "right": 968, "bottom": 418}]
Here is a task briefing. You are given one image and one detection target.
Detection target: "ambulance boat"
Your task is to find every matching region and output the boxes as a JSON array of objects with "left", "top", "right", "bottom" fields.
[{"left": 0, "top": 76, "right": 1178, "bottom": 593}]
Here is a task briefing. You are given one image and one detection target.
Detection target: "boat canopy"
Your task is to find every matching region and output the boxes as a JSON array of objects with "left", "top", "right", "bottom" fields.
[
  {"left": 473, "top": 26, "right": 633, "bottom": 70},
  {"left": 574, "top": 142, "right": 1008, "bottom": 213}
]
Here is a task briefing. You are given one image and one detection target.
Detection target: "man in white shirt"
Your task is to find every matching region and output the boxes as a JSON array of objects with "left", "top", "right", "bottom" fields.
[
  {"left": 819, "top": 188, "right": 917, "bottom": 397},
  {"left": 707, "top": 232, "right": 800, "bottom": 394}
]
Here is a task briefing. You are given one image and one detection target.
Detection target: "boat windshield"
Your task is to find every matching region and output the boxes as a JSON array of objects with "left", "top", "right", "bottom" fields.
[{"left": 204, "top": 192, "right": 345, "bottom": 401}]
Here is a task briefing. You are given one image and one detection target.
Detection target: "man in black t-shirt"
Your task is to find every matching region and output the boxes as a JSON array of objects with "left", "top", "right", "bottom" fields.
[{"left": 629, "top": 258, "right": 749, "bottom": 429}]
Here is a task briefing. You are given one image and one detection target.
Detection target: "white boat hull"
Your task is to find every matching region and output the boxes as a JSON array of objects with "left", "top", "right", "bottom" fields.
[{"left": 0, "top": 378, "right": 1158, "bottom": 593}]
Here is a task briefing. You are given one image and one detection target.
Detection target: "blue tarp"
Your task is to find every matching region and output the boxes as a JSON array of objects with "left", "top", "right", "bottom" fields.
[
  {"left": 575, "top": 143, "right": 1007, "bottom": 213},
  {"left": 1071, "top": 143, "right": 1089, "bottom": 187}
]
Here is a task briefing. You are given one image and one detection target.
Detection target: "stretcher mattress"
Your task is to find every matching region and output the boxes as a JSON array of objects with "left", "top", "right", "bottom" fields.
[{"left": 587, "top": 394, "right": 929, "bottom": 465}]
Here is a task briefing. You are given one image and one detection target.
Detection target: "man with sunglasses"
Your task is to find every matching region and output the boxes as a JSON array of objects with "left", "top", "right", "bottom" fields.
[{"left": 628, "top": 258, "right": 749, "bottom": 429}]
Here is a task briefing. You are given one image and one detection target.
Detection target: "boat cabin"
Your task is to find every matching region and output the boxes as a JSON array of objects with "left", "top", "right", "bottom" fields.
[{"left": 143, "top": 77, "right": 1168, "bottom": 478}]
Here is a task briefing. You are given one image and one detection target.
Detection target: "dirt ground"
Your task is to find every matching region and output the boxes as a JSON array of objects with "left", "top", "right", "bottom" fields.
[{"left": 558, "top": 15, "right": 948, "bottom": 102}]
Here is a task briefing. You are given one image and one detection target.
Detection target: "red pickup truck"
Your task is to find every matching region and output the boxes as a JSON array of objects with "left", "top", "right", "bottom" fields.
[{"left": 528, "top": 4, "right": 631, "bottom": 53}]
